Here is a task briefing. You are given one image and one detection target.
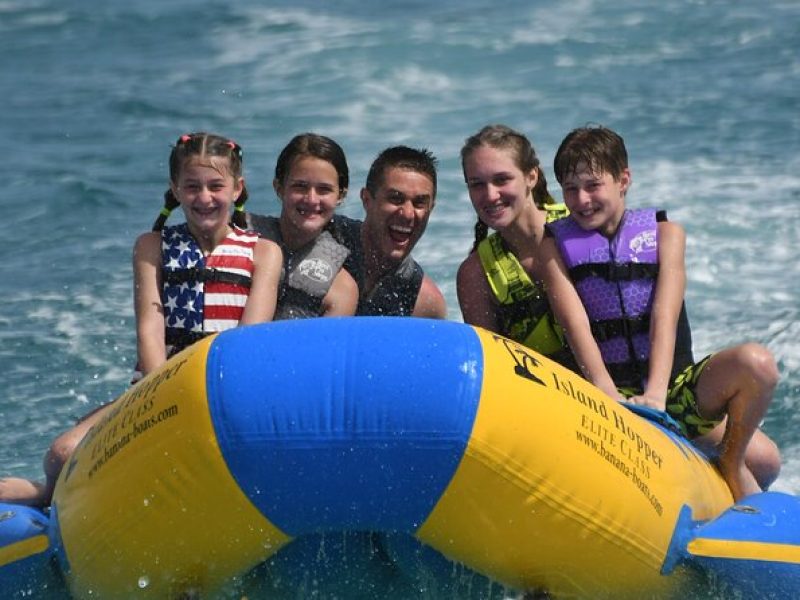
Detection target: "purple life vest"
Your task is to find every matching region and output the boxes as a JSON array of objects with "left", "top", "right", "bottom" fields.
[{"left": 548, "top": 209, "right": 660, "bottom": 387}]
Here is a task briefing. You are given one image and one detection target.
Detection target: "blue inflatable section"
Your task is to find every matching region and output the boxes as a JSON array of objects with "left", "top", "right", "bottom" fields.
[
  {"left": 206, "top": 317, "right": 484, "bottom": 535},
  {"left": 0, "top": 504, "right": 51, "bottom": 597},
  {"left": 688, "top": 492, "right": 800, "bottom": 595}
]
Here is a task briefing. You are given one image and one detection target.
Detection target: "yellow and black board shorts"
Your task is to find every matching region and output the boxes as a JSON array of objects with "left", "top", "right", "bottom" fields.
[{"left": 621, "top": 355, "right": 720, "bottom": 438}]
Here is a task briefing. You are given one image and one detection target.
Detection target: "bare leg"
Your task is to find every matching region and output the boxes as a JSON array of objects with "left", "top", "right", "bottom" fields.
[
  {"left": 694, "top": 343, "right": 779, "bottom": 501},
  {"left": 694, "top": 423, "right": 781, "bottom": 491},
  {"left": 0, "top": 403, "right": 113, "bottom": 507},
  {"left": 0, "top": 478, "right": 47, "bottom": 506}
]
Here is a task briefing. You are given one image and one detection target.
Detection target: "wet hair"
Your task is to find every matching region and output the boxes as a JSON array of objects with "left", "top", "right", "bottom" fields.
[
  {"left": 553, "top": 124, "right": 628, "bottom": 185},
  {"left": 364, "top": 146, "right": 438, "bottom": 198},
  {"left": 152, "top": 132, "right": 247, "bottom": 231},
  {"left": 460, "top": 124, "right": 554, "bottom": 251},
  {"left": 274, "top": 133, "right": 349, "bottom": 196}
]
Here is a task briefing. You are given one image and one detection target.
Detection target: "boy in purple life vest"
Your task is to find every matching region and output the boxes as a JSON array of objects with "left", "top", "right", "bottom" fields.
[{"left": 539, "top": 124, "right": 780, "bottom": 501}]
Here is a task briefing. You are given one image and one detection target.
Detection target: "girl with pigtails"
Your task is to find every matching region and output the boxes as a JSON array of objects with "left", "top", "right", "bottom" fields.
[
  {"left": 134, "top": 132, "right": 282, "bottom": 376},
  {"left": 456, "top": 124, "right": 578, "bottom": 372},
  {"left": 0, "top": 133, "right": 282, "bottom": 508}
]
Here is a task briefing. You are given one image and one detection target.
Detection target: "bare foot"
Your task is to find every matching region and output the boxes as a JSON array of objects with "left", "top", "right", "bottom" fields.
[
  {"left": 716, "top": 458, "right": 761, "bottom": 502},
  {"left": 0, "top": 477, "right": 48, "bottom": 508}
]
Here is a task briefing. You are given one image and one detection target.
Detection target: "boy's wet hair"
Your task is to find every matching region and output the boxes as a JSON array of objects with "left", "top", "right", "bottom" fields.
[
  {"left": 554, "top": 125, "right": 629, "bottom": 184},
  {"left": 365, "top": 146, "right": 438, "bottom": 198},
  {"left": 460, "top": 124, "right": 554, "bottom": 251},
  {"left": 154, "top": 132, "right": 248, "bottom": 231},
  {"left": 274, "top": 133, "right": 349, "bottom": 197}
]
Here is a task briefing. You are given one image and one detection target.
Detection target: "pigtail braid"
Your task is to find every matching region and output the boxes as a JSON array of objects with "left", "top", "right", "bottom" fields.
[
  {"left": 531, "top": 166, "right": 555, "bottom": 209},
  {"left": 231, "top": 185, "right": 249, "bottom": 229},
  {"left": 470, "top": 219, "right": 489, "bottom": 253},
  {"left": 152, "top": 188, "right": 181, "bottom": 232}
]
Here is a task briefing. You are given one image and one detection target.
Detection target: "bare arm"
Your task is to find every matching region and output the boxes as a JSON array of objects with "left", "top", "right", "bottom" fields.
[
  {"left": 133, "top": 232, "right": 167, "bottom": 376},
  {"left": 240, "top": 239, "right": 283, "bottom": 325},
  {"left": 456, "top": 252, "right": 499, "bottom": 330},
  {"left": 631, "top": 221, "right": 687, "bottom": 408},
  {"left": 539, "top": 237, "right": 620, "bottom": 399},
  {"left": 412, "top": 274, "right": 447, "bottom": 319},
  {"left": 321, "top": 268, "right": 359, "bottom": 316}
]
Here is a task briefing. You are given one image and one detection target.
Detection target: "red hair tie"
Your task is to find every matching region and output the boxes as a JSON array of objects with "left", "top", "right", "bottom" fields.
[
  {"left": 179, "top": 134, "right": 192, "bottom": 144},
  {"left": 227, "top": 140, "right": 243, "bottom": 159}
]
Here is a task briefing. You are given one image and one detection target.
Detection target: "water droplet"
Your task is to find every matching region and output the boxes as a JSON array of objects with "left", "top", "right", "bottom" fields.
[{"left": 138, "top": 575, "right": 149, "bottom": 589}]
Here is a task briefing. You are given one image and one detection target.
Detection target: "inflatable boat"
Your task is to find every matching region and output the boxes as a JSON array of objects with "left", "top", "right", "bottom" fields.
[{"left": 1, "top": 317, "right": 799, "bottom": 598}]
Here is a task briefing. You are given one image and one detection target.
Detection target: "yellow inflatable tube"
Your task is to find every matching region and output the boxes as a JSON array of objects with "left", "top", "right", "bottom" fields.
[
  {"left": 49, "top": 318, "right": 734, "bottom": 598},
  {"left": 52, "top": 338, "right": 290, "bottom": 598},
  {"left": 417, "top": 329, "right": 729, "bottom": 596}
]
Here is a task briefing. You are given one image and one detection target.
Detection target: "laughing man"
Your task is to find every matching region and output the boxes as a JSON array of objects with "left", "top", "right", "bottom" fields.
[{"left": 332, "top": 145, "right": 447, "bottom": 318}]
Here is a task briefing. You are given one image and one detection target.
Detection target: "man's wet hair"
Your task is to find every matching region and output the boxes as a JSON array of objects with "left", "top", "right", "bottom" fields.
[{"left": 365, "top": 146, "right": 437, "bottom": 198}]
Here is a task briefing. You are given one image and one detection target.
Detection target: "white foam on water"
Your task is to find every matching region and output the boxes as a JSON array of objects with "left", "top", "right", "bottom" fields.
[
  {"left": 772, "top": 444, "right": 800, "bottom": 495},
  {"left": 213, "top": 6, "right": 377, "bottom": 72},
  {"left": 1, "top": 3, "right": 797, "bottom": 594},
  {"left": 0, "top": 0, "right": 39, "bottom": 13}
]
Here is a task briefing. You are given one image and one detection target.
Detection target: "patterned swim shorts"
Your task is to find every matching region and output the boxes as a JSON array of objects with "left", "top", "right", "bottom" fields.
[
  {"left": 620, "top": 355, "right": 721, "bottom": 438},
  {"left": 665, "top": 354, "right": 721, "bottom": 438}
]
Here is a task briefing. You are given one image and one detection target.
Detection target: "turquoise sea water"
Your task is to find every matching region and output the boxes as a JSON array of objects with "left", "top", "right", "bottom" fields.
[{"left": 1, "top": 0, "right": 798, "bottom": 597}]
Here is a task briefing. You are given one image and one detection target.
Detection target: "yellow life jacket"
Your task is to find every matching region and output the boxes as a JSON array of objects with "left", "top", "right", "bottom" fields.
[{"left": 476, "top": 203, "right": 571, "bottom": 358}]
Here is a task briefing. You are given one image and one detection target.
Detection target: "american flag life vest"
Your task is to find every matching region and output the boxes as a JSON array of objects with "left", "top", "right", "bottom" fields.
[{"left": 161, "top": 223, "right": 257, "bottom": 352}]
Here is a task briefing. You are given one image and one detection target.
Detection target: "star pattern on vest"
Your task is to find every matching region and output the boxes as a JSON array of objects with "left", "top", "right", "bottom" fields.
[{"left": 162, "top": 224, "right": 205, "bottom": 333}]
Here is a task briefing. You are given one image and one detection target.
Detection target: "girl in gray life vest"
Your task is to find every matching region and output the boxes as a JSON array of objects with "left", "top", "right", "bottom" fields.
[{"left": 246, "top": 133, "right": 358, "bottom": 319}]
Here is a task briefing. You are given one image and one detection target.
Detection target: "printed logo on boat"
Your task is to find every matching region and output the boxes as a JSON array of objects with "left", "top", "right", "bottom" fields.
[
  {"left": 492, "top": 334, "right": 546, "bottom": 386},
  {"left": 491, "top": 332, "right": 666, "bottom": 516}
]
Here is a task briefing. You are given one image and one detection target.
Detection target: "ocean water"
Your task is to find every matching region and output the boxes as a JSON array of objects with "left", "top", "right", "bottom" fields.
[{"left": 1, "top": 0, "right": 798, "bottom": 597}]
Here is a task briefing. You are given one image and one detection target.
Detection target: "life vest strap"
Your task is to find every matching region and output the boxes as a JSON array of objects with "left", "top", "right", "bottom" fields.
[
  {"left": 163, "top": 267, "right": 252, "bottom": 288},
  {"left": 165, "top": 329, "right": 211, "bottom": 353},
  {"left": 590, "top": 315, "right": 651, "bottom": 343},
  {"left": 608, "top": 361, "right": 647, "bottom": 389},
  {"left": 570, "top": 262, "right": 659, "bottom": 283}
]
